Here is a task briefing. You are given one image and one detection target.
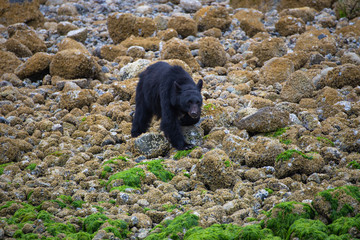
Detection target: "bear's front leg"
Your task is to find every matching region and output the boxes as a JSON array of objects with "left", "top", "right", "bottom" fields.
[{"left": 160, "top": 112, "right": 193, "bottom": 150}]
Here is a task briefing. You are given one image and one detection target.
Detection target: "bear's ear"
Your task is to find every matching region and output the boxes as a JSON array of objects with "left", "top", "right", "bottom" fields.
[
  {"left": 197, "top": 79, "right": 203, "bottom": 91},
  {"left": 170, "top": 81, "right": 181, "bottom": 106}
]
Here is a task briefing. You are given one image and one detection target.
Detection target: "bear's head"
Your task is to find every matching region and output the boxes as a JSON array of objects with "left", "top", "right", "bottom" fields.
[{"left": 171, "top": 79, "right": 203, "bottom": 119}]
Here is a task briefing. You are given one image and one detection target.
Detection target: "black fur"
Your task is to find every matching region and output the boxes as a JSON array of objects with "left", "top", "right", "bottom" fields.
[{"left": 131, "top": 61, "right": 203, "bottom": 150}]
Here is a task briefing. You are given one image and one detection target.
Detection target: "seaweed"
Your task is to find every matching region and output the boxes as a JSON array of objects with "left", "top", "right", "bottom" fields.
[
  {"left": 276, "top": 149, "right": 313, "bottom": 162},
  {"left": 107, "top": 167, "right": 145, "bottom": 191},
  {"left": 286, "top": 218, "right": 329, "bottom": 240},
  {"left": 137, "top": 159, "right": 174, "bottom": 182}
]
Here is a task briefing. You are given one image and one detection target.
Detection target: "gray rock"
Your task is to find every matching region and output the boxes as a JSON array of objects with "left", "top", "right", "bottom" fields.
[
  {"left": 119, "top": 59, "right": 151, "bottom": 80},
  {"left": 134, "top": 132, "right": 171, "bottom": 158},
  {"left": 235, "top": 107, "right": 290, "bottom": 133}
]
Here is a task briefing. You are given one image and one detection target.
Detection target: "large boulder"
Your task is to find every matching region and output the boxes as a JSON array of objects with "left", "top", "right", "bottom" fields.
[
  {"left": 0, "top": 0, "right": 44, "bottom": 27},
  {"left": 294, "top": 29, "right": 336, "bottom": 55},
  {"left": 198, "top": 37, "right": 227, "bottom": 67},
  {"left": 194, "top": 6, "right": 231, "bottom": 31},
  {"left": 10, "top": 29, "right": 47, "bottom": 54},
  {"left": 233, "top": 8, "right": 265, "bottom": 37},
  {"left": 15, "top": 52, "right": 52, "bottom": 80},
  {"left": 0, "top": 50, "right": 22, "bottom": 76},
  {"left": 167, "top": 16, "right": 197, "bottom": 38},
  {"left": 280, "top": 70, "right": 315, "bottom": 103}
]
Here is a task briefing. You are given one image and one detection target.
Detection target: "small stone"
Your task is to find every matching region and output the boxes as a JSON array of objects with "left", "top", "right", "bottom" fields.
[
  {"left": 180, "top": 0, "right": 202, "bottom": 12},
  {"left": 66, "top": 28, "right": 88, "bottom": 43}
]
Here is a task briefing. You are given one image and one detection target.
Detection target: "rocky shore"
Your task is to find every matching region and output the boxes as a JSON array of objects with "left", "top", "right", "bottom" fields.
[{"left": 0, "top": 0, "right": 360, "bottom": 239}]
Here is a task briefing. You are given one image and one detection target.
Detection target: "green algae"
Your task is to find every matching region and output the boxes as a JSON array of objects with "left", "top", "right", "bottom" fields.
[
  {"left": 286, "top": 218, "right": 329, "bottom": 240},
  {"left": 316, "top": 136, "right": 335, "bottom": 146},
  {"left": 316, "top": 185, "right": 360, "bottom": 222},
  {"left": 25, "top": 163, "right": 37, "bottom": 171},
  {"left": 266, "top": 201, "right": 315, "bottom": 239},
  {"left": 145, "top": 211, "right": 199, "bottom": 240},
  {"left": 107, "top": 167, "right": 145, "bottom": 191},
  {"left": 328, "top": 214, "right": 360, "bottom": 236},
  {"left": 174, "top": 147, "right": 196, "bottom": 160},
  {"left": 276, "top": 149, "right": 313, "bottom": 162},
  {"left": 83, "top": 213, "right": 108, "bottom": 234},
  {"left": 184, "top": 224, "right": 243, "bottom": 240},
  {"left": 347, "top": 160, "right": 360, "bottom": 169},
  {"left": 137, "top": 159, "right": 174, "bottom": 182},
  {"left": 0, "top": 162, "right": 12, "bottom": 175}
]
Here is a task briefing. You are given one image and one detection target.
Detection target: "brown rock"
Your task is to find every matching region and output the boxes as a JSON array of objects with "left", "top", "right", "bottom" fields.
[
  {"left": 168, "top": 16, "right": 197, "bottom": 38},
  {"left": 280, "top": 70, "right": 315, "bottom": 103},
  {"left": 57, "top": 38, "right": 89, "bottom": 54},
  {"left": 235, "top": 107, "right": 290, "bottom": 133},
  {"left": 334, "top": 0, "right": 360, "bottom": 20},
  {"left": 59, "top": 89, "right": 97, "bottom": 111},
  {"left": 3, "top": 38, "right": 32, "bottom": 58},
  {"left": 319, "top": 64, "right": 360, "bottom": 89},
  {"left": 246, "top": 137, "right": 285, "bottom": 167},
  {"left": 194, "top": 6, "right": 231, "bottom": 31},
  {"left": 14, "top": 52, "right": 52, "bottom": 80},
  {"left": 279, "top": 7, "right": 317, "bottom": 22},
  {"left": 283, "top": 51, "right": 309, "bottom": 70},
  {"left": 195, "top": 149, "right": 235, "bottom": 191},
  {"left": 275, "top": 15, "right": 305, "bottom": 36},
  {"left": 0, "top": 137, "right": 33, "bottom": 164},
  {"left": 157, "top": 28, "right": 178, "bottom": 41},
  {"left": 234, "top": 8, "right": 265, "bottom": 37},
  {"left": 203, "top": 28, "right": 222, "bottom": 38},
  {"left": 0, "top": 50, "right": 22, "bottom": 76},
  {"left": 199, "top": 37, "right": 227, "bottom": 67},
  {"left": 121, "top": 36, "right": 160, "bottom": 51},
  {"left": 241, "top": 95, "right": 274, "bottom": 109},
  {"left": 336, "top": 18, "right": 360, "bottom": 37},
  {"left": 57, "top": 3, "right": 78, "bottom": 16},
  {"left": 57, "top": 21, "right": 78, "bottom": 35},
  {"left": 252, "top": 38, "right": 287, "bottom": 66},
  {"left": 133, "top": 133, "right": 171, "bottom": 158},
  {"left": 161, "top": 38, "right": 200, "bottom": 71},
  {"left": 228, "top": 70, "right": 259, "bottom": 84},
  {"left": 0, "top": 0, "right": 44, "bottom": 27},
  {"left": 294, "top": 29, "right": 336, "bottom": 55},
  {"left": 259, "top": 57, "right": 294, "bottom": 85},
  {"left": 126, "top": 46, "right": 146, "bottom": 59},
  {"left": 107, "top": 13, "right": 156, "bottom": 44},
  {"left": 50, "top": 49, "right": 100, "bottom": 79},
  {"left": 95, "top": 44, "right": 126, "bottom": 61},
  {"left": 11, "top": 30, "right": 47, "bottom": 54}
]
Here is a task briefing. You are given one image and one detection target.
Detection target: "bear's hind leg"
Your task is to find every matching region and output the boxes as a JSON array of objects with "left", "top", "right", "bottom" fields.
[{"left": 131, "top": 104, "right": 152, "bottom": 137}]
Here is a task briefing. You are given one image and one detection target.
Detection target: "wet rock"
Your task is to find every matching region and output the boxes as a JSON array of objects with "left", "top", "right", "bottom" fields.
[
  {"left": 134, "top": 133, "right": 171, "bottom": 158},
  {"left": 233, "top": 8, "right": 265, "bottom": 37},
  {"left": 259, "top": 57, "right": 294, "bottom": 85},
  {"left": 280, "top": 70, "right": 315, "bottom": 103},
  {"left": 252, "top": 38, "right": 287, "bottom": 66},
  {"left": 275, "top": 15, "right": 305, "bottom": 36},
  {"left": 194, "top": 6, "right": 231, "bottom": 32},
  {"left": 0, "top": 0, "right": 44, "bottom": 27},
  {"left": 198, "top": 37, "right": 227, "bottom": 67},
  {"left": 195, "top": 149, "right": 236, "bottom": 191},
  {"left": 50, "top": 49, "right": 101, "bottom": 79},
  {"left": 0, "top": 50, "right": 22, "bottom": 76},
  {"left": 59, "top": 89, "right": 97, "bottom": 111},
  {"left": 118, "top": 59, "right": 151, "bottom": 80},
  {"left": 15, "top": 52, "right": 52, "bottom": 80},
  {"left": 319, "top": 64, "right": 360, "bottom": 89},
  {"left": 3, "top": 38, "right": 33, "bottom": 58},
  {"left": 235, "top": 107, "right": 290, "bottom": 133},
  {"left": 160, "top": 38, "right": 200, "bottom": 71},
  {"left": 275, "top": 152, "right": 325, "bottom": 178},
  {"left": 294, "top": 29, "right": 336, "bottom": 55},
  {"left": 168, "top": 16, "right": 197, "bottom": 38},
  {"left": 107, "top": 13, "right": 156, "bottom": 44}
]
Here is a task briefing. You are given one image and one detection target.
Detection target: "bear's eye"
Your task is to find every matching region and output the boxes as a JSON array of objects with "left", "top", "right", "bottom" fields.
[{"left": 188, "top": 100, "right": 193, "bottom": 105}]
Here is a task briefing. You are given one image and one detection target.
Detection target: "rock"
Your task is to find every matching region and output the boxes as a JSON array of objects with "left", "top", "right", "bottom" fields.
[
  {"left": 198, "top": 37, "right": 227, "bottom": 67},
  {"left": 246, "top": 137, "right": 285, "bottom": 167},
  {"left": 0, "top": 0, "right": 44, "bottom": 27},
  {"left": 195, "top": 149, "right": 235, "bottom": 191},
  {"left": 235, "top": 107, "right": 290, "bottom": 133},
  {"left": 259, "top": 57, "right": 294, "bottom": 85},
  {"left": 341, "top": 52, "right": 360, "bottom": 65},
  {"left": 57, "top": 3, "right": 78, "bottom": 16},
  {"left": 11, "top": 29, "right": 47, "bottom": 54},
  {"left": 58, "top": 37, "right": 89, "bottom": 54},
  {"left": 118, "top": 59, "right": 151, "bottom": 80},
  {"left": 319, "top": 64, "right": 360, "bottom": 89},
  {"left": 283, "top": 51, "right": 309, "bottom": 70},
  {"left": 126, "top": 46, "right": 146, "bottom": 59},
  {"left": 59, "top": 89, "right": 97, "bottom": 111},
  {"left": 3, "top": 38, "right": 33, "bottom": 58},
  {"left": 107, "top": 13, "right": 156, "bottom": 44},
  {"left": 15, "top": 52, "right": 52, "bottom": 80},
  {"left": 334, "top": 0, "right": 360, "bottom": 20},
  {"left": 245, "top": 168, "right": 265, "bottom": 182},
  {"left": 233, "top": 8, "right": 265, "bottom": 37},
  {"left": 336, "top": 18, "right": 360, "bottom": 37},
  {"left": 228, "top": 70, "right": 259, "bottom": 84},
  {"left": 160, "top": 38, "right": 200, "bottom": 71},
  {"left": 252, "top": 38, "right": 287, "bottom": 66},
  {"left": 0, "top": 137, "right": 32, "bottom": 164},
  {"left": 182, "top": 125, "right": 204, "bottom": 147},
  {"left": 95, "top": 44, "right": 126, "bottom": 61},
  {"left": 298, "top": 111, "right": 321, "bottom": 131},
  {"left": 57, "top": 21, "right": 78, "bottom": 35},
  {"left": 180, "top": 0, "right": 202, "bottom": 12},
  {"left": 222, "top": 133, "right": 251, "bottom": 164},
  {"left": 121, "top": 36, "right": 160, "bottom": 51},
  {"left": 275, "top": 15, "right": 305, "bottom": 36},
  {"left": 275, "top": 152, "right": 325, "bottom": 178},
  {"left": 50, "top": 49, "right": 101, "bottom": 79},
  {"left": 133, "top": 133, "right": 171, "bottom": 158},
  {"left": 203, "top": 28, "right": 222, "bottom": 38},
  {"left": 0, "top": 50, "right": 22, "bottom": 76},
  {"left": 66, "top": 28, "right": 88, "bottom": 43},
  {"left": 194, "top": 6, "right": 231, "bottom": 32},
  {"left": 280, "top": 70, "right": 315, "bottom": 103},
  {"left": 279, "top": 7, "right": 317, "bottom": 22},
  {"left": 157, "top": 28, "right": 178, "bottom": 41},
  {"left": 168, "top": 16, "right": 197, "bottom": 38},
  {"left": 294, "top": 29, "right": 336, "bottom": 55},
  {"left": 335, "top": 128, "right": 360, "bottom": 153}
]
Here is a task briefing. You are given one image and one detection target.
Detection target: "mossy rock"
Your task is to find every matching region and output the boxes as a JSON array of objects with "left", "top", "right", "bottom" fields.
[
  {"left": 137, "top": 159, "right": 174, "bottom": 182},
  {"left": 312, "top": 185, "right": 360, "bottom": 222}
]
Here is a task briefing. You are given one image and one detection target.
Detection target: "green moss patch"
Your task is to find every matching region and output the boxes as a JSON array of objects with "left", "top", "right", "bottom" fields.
[
  {"left": 107, "top": 167, "right": 145, "bottom": 191},
  {"left": 25, "top": 163, "right": 37, "bottom": 171},
  {"left": 316, "top": 136, "right": 335, "bottom": 146},
  {"left": 347, "top": 160, "right": 360, "bottom": 169},
  {"left": 276, "top": 149, "right": 313, "bottom": 162},
  {"left": 174, "top": 147, "right": 196, "bottom": 160},
  {"left": 137, "top": 159, "right": 174, "bottom": 182},
  {"left": 0, "top": 162, "right": 12, "bottom": 175}
]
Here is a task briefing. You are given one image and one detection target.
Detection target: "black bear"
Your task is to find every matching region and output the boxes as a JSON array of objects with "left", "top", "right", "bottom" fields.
[{"left": 131, "top": 61, "right": 203, "bottom": 150}]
